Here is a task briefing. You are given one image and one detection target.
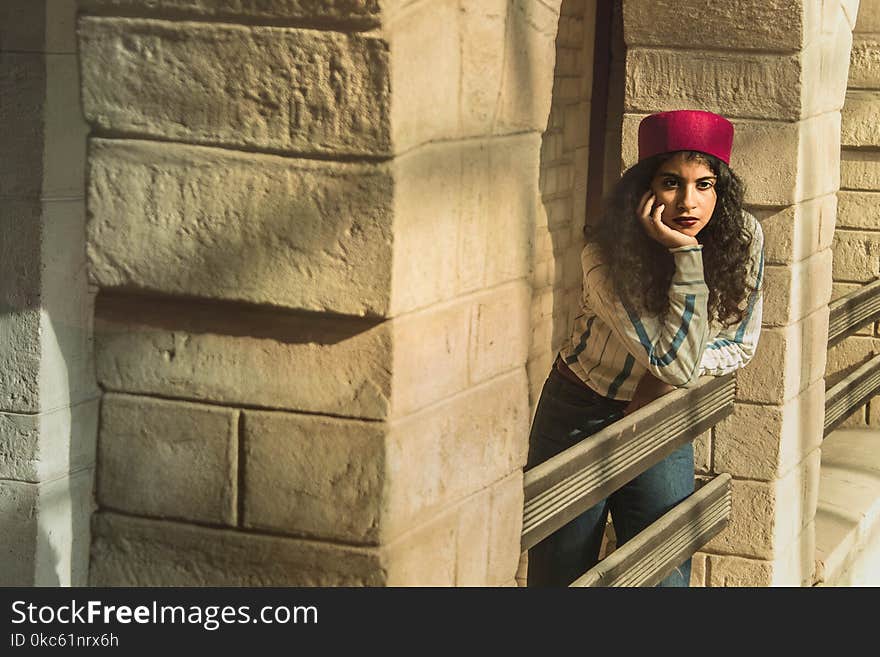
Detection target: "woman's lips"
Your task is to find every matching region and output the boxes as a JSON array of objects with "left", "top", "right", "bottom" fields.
[{"left": 673, "top": 217, "right": 698, "bottom": 227}]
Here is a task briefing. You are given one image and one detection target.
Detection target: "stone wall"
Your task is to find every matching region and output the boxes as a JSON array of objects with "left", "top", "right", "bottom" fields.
[
  {"left": 622, "top": 0, "right": 857, "bottom": 586},
  {"left": 830, "top": 0, "right": 880, "bottom": 427},
  {"left": 0, "top": 0, "right": 97, "bottom": 586},
  {"left": 80, "top": 0, "right": 563, "bottom": 586}
]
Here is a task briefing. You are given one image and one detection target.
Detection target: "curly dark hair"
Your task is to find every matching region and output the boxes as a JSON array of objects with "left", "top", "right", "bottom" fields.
[{"left": 588, "top": 151, "right": 755, "bottom": 327}]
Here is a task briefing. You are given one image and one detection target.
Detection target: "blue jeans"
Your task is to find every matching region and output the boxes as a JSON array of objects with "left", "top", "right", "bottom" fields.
[{"left": 526, "top": 367, "right": 694, "bottom": 587}]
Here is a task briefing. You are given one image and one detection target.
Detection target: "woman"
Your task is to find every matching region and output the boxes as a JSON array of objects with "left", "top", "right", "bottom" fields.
[{"left": 526, "top": 109, "right": 764, "bottom": 587}]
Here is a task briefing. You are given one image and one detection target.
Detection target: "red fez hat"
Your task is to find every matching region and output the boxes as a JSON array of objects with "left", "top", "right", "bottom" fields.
[{"left": 638, "top": 110, "right": 734, "bottom": 165}]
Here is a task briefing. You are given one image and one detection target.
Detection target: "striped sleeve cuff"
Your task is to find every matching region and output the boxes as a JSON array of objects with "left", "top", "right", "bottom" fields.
[{"left": 668, "top": 245, "right": 706, "bottom": 285}]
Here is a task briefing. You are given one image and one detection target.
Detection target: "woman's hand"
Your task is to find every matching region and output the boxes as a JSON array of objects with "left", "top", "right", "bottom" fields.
[
  {"left": 638, "top": 191, "right": 699, "bottom": 249},
  {"left": 623, "top": 371, "right": 676, "bottom": 416}
]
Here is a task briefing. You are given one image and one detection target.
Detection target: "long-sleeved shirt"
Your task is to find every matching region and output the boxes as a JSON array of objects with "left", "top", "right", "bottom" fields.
[{"left": 559, "top": 211, "right": 764, "bottom": 401}]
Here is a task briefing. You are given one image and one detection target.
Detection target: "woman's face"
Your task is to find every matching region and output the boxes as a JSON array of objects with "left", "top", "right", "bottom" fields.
[{"left": 649, "top": 152, "right": 717, "bottom": 238}]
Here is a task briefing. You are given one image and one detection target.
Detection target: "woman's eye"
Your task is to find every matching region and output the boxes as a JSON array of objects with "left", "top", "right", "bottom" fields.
[
  {"left": 662, "top": 178, "right": 677, "bottom": 188},
  {"left": 696, "top": 181, "right": 714, "bottom": 190}
]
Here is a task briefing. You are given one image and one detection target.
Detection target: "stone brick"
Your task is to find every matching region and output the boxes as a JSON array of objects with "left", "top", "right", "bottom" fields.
[
  {"left": 469, "top": 281, "right": 530, "bottom": 384},
  {"left": 704, "top": 450, "right": 820, "bottom": 559},
  {"left": 94, "top": 294, "right": 393, "bottom": 420},
  {"left": 78, "top": 17, "right": 390, "bottom": 156},
  {"left": 87, "top": 139, "right": 393, "bottom": 316},
  {"left": 454, "top": 489, "right": 491, "bottom": 586},
  {"left": 0, "top": 470, "right": 93, "bottom": 586},
  {"left": 487, "top": 471, "right": 525, "bottom": 586},
  {"left": 624, "top": 114, "right": 837, "bottom": 206},
  {"left": 705, "top": 523, "right": 815, "bottom": 587},
  {"left": 494, "top": 0, "right": 559, "bottom": 134},
  {"left": 841, "top": 149, "right": 880, "bottom": 190},
  {"left": 693, "top": 429, "right": 712, "bottom": 475},
  {"left": 714, "top": 380, "right": 824, "bottom": 480},
  {"left": 841, "top": 90, "right": 880, "bottom": 148},
  {"left": 459, "top": 0, "right": 507, "bottom": 137},
  {"left": 241, "top": 409, "right": 384, "bottom": 544},
  {"left": 78, "top": 0, "right": 381, "bottom": 22},
  {"left": 0, "top": 399, "right": 98, "bottom": 482},
  {"left": 802, "top": 13, "right": 853, "bottom": 116},
  {"left": 690, "top": 552, "right": 707, "bottom": 587},
  {"left": 825, "top": 335, "right": 880, "bottom": 386},
  {"left": 830, "top": 283, "right": 873, "bottom": 337},
  {"left": 752, "top": 196, "right": 834, "bottom": 266},
  {"left": 384, "top": 510, "right": 458, "bottom": 586},
  {"left": 832, "top": 229, "right": 880, "bottom": 282},
  {"left": 385, "top": 370, "right": 529, "bottom": 539},
  {"left": 43, "top": 53, "right": 88, "bottom": 198},
  {"left": 737, "top": 306, "right": 829, "bottom": 404},
  {"left": 849, "top": 36, "right": 880, "bottom": 89},
  {"left": 854, "top": 0, "right": 880, "bottom": 32},
  {"left": 89, "top": 512, "right": 385, "bottom": 586},
  {"left": 625, "top": 48, "right": 802, "bottom": 121},
  {"left": 837, "top": 191, "right": 880, "bottom": 229},
  {"left": 622, "top": 0, "right": 807, "bottom": 52},
  {"left": 762, "top": 250, "right": 832, "bottom": 327},
  {"left": 0, "top": 53, "right": 45, "bottom": 198},
  {"left": 98, "top": 394, "right": 238, "bottom": 526},
  {"left": 0, "top": 0, "right": 78, "bottom": 53}
]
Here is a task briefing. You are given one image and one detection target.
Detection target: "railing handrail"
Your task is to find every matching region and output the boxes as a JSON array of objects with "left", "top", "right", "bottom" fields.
[
  {"left": 827, "top": 276, "right": 880, "bottom": 347},
  {"left": 522, "top": 373, "right": 735, "bottom": 552}
]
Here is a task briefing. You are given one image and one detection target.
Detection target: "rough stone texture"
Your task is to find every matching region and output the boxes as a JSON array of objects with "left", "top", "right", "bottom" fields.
[
  {"left": 625, "top": 48, "right": 802, "bottom": 120},
  {"left": 0, "top": 470, "right": 94, "bottom": 586},
  {"left": 714, "top": 381, "right": 824, "bottom": 481},
  {"left": 753, "top": 196, "right": 837, "bottom": 266},
  {"left": 87, "top": 139, "right": 393, "bottom": 316},
  {"left": 802, "top": 11, "right": 853, "bottom": 117},
  {"left": 849, "top": 36, "right": 880, "bottom": 89},
  {"left": 623, "top": 113, "right": 840, "bottom": 206},
  {"left": 832, "top": 229, "right": 880, "bottom": 282},
  {"left": 79, "top": 0, "right": 381, "bottom": 22},
  {"left": 837, "top": 191, "right": 880, "bottom": 228},
  {"left": 385, "top": 371, "right": 529, "bottom": 540},
  {"left": 89, "top": 512, "right": 385, "bottom": 586},
  {"left": 459, "top": 0, "right": 508, "bottom": 137},
  {"left": 98, "top": 394, "right": 238, "bottom": 525},
  {"left": 78, "top": 17, "right": 390, "bottom": 156},
  {"left": 242, "top": 409, "right": 385, "bottom": 543},
  {"left": 0, "top": 54, "right": 45, "bottom": 198},
  {"left": 693, "top": 430, "right": 712, "bottom": 475},
  {"left": 94, "top": 295, "right": 393, "bottom": 420},
  {"left": 841, "top": 150, "right": 880, "bottom": 190},
  {"left": 854, "top": 0, "right": 880, "bottom": 32},
  {"left": 841, "top": 90, "right": 880, "bottom": 147},
  {"left": 383, "top": 509, "right": 458, "bottom": 586},
  {"left": 706, "top": 522, "right": 815, "bottom": 586},
  {"left": 690, "top": 552, "right": 707, "bottom": 587},
  {"left": 0, "top": 0, "right": 79, "bottom": 53},
  {"left": 454, "top": 488, "right": 491, "bottom": 585},
  {"left": 704, "top": 450, "right": 821, "bottom": 559},
  {"left": 622, "top": 0, "right": 807, "bottom": 52},
  {"left": 0, "top": 400, "right": 98, "bottom": 482},
  {"left": 486, "top": 471, "right": 525, "bottom": 586},
  {"left": 762, "top": 249, "right": 832, "bottom": 327},
  {"left": 737, "top": 306, "right": 829, "bottom": 404}
]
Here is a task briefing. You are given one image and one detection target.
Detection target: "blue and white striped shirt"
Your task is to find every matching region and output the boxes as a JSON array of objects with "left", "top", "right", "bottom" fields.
[{"left": 560, "top": 213, "right": 764, "bottom": 401}]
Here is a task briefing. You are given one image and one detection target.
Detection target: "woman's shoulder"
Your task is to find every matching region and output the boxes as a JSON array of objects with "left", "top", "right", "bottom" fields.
[
  {"left": 581, "top": 240, "right": 608, "bottom": 272},
  {"left": 741, "top": 209, "right": 764, "bottom": 247}
]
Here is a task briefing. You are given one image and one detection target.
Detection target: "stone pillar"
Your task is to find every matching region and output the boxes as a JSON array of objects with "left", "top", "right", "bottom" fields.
[
  {"left": 829, "top": 0, "right": 880, "bottom": 427},
  {"left": 621, "top": 0, "right": 856, "bottom": 586},
  {"left": 0, "top": 0, "right": 97, "bottom": 585},
  {"left": 81, "top": 0, "right": 561, "bottom": 585}
]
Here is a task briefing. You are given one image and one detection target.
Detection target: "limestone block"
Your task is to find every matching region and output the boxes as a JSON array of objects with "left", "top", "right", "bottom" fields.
[
  {"left": 87, "top": 139, "right": 393, "bottom": 316},
  {"left": 384, "top": 510, "right": 458, "bottom": 586},
  {"left": 0, "top": 470, "right": 93, "bottom": 586},
  {"left": 487, "top": 471, "right": 525, "bottom": 586},
  {"left": 714, "top": 380, "right": 824, "bottom": 480},
  {"left": 459, "top": 0, "right": 507, "bottom": 137},
  {"left": 624, "top": 48, "right": 802, "bottom": 121},
  {"left": 736, "top": 306, "right": 829, "bottom": 404},
  {"left": 830, "top": 283, "right": 874, "bottom": 337},
  {"left": 854, "top": 0, "right": 880, "bottom": 32},
  {"left": 832, "top": 229, "right": 880, "bottom": 282},
  {"left": 706, "top": 522, "right": 814, "bottom": 586},
  {"left": 690, "top": 552, "right": 707, "bottom": 587},
  {"left": 841, "top": 149, "right": 880, "bottom": 190},
  {"left": 802, "top": 13, "right": 853, "bottom": 117},
  {"left": 624, "top": 114, "right": 837, "bottom": 206},
  {"left": 761, "top": 249, "right": 832, "bottom": 327},
  {"left": 89, "top": 512, "right": 385, "bottom": 586},
  {"left": 98, "top": 394, "right": 238, "bottom": 526},
  {"left": 704, "top": 450, "right": 820, "bottom": 559},
  {"left": 494, "top": 0, "right": 559, "bottom": 134},
  {"left": 0, "top": 399, "right": 98, "bottom": 482},
  {"left": 752, "top": 198, "right": 829, "bottom": 266},
  {"left": 43, "top": 54, "right": 88, "bottom": 199},
  {"left": 79, "top": 0, "right": 381, "bottom": 22},
  {"left": 825, "top": 335, "right": 880, "bottom": 385},
  {"left": 837, "top": 191, "right": 880, "bottom": 229},
  {"left": 241, "top": 409, "right": 384, "bottom": 543},
  {"left": 0, "top": 53, "right": 45, "bottom": 198},
  {"left": 849, "top": 36, "right": 880, "bottom": 89},
  {"left": 469, "top": 282, "right": 530, "bottom": 384},
  {"left": 95, "top": 295, "right": 393, "bottom": 419},
  {"left": 693, "top": 429, "right": 712, "bottom": 475},
  {"left": 622, "top": 0, "right": 807, "bottom": 52},
  {"left": 78, "top": 17, "right": 390, "bottom": 156},
  {"left": 454, "top": 488, "right": 491, "bottom": 586},
  {"left": 841, "top": 90, "right": 880, "bottom": 147},
  {"left": 0, "top": 0, "right": 78, "bottom": 53},
  {"left": 385, "top": 370, "right": 529, "bottom": 538}
]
